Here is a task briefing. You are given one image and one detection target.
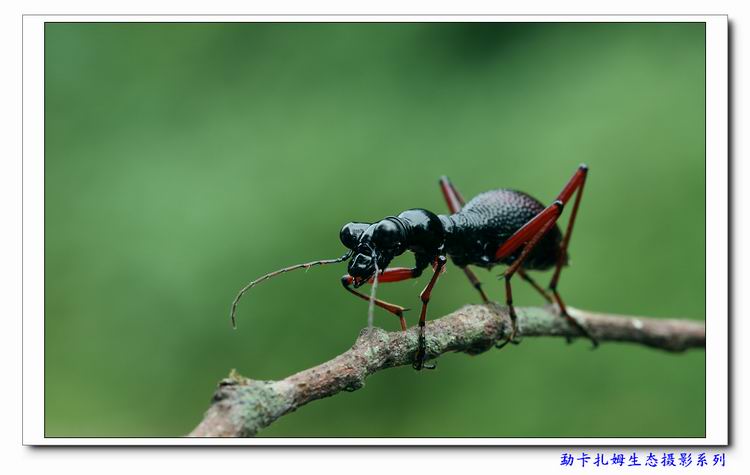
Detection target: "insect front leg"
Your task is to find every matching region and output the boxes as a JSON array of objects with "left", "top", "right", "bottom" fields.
[
  {"left": 341, "top": 269, "right": 415, "bottom": 330},
  {"left": 413, "top": 255, "right": 447, "bottom": 371}
]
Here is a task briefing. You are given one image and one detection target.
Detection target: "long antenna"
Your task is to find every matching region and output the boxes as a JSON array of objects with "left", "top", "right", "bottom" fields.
[{"left": 230, "top": 251, "right": 353, "bottom": 328}]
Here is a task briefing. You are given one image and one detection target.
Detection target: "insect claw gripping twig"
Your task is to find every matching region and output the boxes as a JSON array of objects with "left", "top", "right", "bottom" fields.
[{"left": 230, "top": 251, "right": 353, "bottom": 329}]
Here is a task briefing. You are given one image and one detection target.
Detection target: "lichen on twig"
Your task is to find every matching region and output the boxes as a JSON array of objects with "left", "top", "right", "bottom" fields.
[{"left": 189, "top": 303, "right": 705, "bottom": 437}]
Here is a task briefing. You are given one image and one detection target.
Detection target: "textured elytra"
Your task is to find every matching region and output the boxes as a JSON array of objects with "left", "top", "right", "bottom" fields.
[{"left": 444, "top": 189, "right": 563, "bottom": 270}]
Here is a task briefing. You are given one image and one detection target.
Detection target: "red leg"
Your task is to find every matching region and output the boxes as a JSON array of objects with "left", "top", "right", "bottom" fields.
[
  {"left": 439, "top": 176, "right": 490, "bottom": 303},
  {"left": 493, "top": 164, "right": 597, "bottom": 348},
  {"left": 495, "top": 165, "right": 589, "bottom": 262},
  {"left": 519, "top": 269, "right": 552, "bottom": 303},
  {"left": 496, "top": 206, "right": 563, "bottom": 348},
  {"left": 549, "top": 165, "right": 587, "bottom": 294},
  {"left": 441, "top": 175, "right": 552, "bottom": 304},
  {"left": 462, "top": 266, "right": 490, "bottom": 303},
  {"left": 495, "top": 202, "right": 565, "bottom": 262},
  {"left": 367, "top": 267, "right": 414, "bottom": 283},
  {"left": 341, "top": 267, "right": 417, "bottom": 331},
  {"left": 556, "top": 164, "right": 588, "bottom": 204},
  {"left": 548, "top": 165, "right": 596, "bottom": 347},
  {"left": 439, "top": 175, "right": 465, "bottom": 213},
  {"left": 413, "top": 256, "right": 447, "bottom": 370}
]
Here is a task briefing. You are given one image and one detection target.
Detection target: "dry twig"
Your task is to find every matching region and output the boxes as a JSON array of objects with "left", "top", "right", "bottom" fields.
[{"left": 189, "top": 303, "right": 705, "bottom": 437}]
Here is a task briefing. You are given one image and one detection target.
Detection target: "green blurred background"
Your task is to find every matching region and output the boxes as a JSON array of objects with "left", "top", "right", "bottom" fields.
[{"left": 44, "top": 22, "right": 706, "bottom": 437}]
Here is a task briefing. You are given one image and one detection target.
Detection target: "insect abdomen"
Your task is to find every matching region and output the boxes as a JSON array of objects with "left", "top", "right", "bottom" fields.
[{"left": 442, "top": 189, "right": 563, "bottom": 270}]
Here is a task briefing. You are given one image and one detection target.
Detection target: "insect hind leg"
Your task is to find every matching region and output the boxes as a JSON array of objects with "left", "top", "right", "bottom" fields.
[{"left": 547, "top": 164, "right": 598, "bottom": 348}]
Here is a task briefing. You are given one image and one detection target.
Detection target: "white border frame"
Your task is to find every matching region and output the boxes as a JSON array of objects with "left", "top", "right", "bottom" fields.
[{"left": 22, "top": 14, "right": 728, "bottom": 446}]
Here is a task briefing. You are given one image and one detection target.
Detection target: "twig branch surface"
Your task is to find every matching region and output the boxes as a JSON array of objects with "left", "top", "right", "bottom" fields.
[{"left": 189, "top": 303, "right": 705, "bottom": 437}]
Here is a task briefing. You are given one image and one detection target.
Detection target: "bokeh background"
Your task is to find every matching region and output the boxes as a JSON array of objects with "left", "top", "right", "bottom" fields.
[{"left": 44, "top": 22, "right": 706, "bottom": 437}]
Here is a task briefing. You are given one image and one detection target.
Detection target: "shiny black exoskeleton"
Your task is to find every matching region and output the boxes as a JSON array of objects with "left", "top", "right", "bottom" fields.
[
  {"left": 341, "top": 191, "right": 563, "bottom": 287},
  {"left": 231, "top": 165, "right": 595, "bottom": 372}
]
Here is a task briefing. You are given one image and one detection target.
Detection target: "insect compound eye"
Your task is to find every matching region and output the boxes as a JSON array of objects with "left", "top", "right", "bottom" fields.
[{"left": 339, "top": 222, "right": 370, "bottom": 249}]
